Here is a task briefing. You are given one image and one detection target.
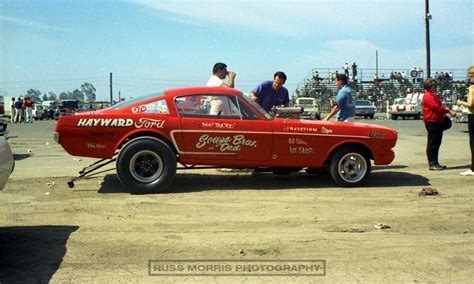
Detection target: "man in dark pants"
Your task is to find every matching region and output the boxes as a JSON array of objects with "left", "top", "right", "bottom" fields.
[{"left": 421, "top": 78, "right": 457, "bottom": 170}]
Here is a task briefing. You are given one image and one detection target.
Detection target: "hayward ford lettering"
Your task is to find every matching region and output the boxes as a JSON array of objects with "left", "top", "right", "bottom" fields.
[{"left": 76, "top": 118, "right": 165, "bottom": 129}]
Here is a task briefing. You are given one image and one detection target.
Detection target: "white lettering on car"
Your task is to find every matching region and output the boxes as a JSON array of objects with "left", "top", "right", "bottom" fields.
[
  {"left": 288, "top": 138, "right": 308, "bottom": 145},
  {"left": 134, "top": 118, "right": 165, "bottom": 129},
  {"left": 87, "top": 142, "right": 106, "bottom": 149},
  {"left": 289, "top": 146, "right": 314, "bottom": 155},
  {"left": 76, "top": 118, "right": 134, "bottom": 127},
  {"left": 201, "top": 122, "right": 235, "bottom": 129},
  {"left": 195, "top": 134, "right": 257, "bottom": 152},
  {"left": 283, "top": 126, "right": 319, "bottom": 132},
  {"left": 321, "top": 127, "right": 333, "bottom": 134},
  {"left": 132, "top": 105, "right": 147, "bottom": 113}
]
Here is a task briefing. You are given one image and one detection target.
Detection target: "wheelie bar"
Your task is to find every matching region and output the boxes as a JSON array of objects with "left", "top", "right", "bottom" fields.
[{"left": 67, "top": 154, "right": 118, "bottom": 188}]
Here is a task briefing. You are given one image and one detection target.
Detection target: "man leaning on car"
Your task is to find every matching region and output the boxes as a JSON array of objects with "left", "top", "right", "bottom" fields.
[{"left": 248, "top": 71, "right": 290, "bottom": 113}]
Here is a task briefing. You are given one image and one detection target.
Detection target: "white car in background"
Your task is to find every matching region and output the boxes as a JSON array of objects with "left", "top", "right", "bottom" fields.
[
  {"left": 0, "top": 119, "right": 14, "bottom": 190},
  {"left": 33, "top": 104, "right": 46, "bottom": 120},
  {"left": 388, "top": 93, "right": 424, "bottom": 120}
]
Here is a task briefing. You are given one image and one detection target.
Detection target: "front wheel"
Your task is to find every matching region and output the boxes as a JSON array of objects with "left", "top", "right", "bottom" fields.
[
  {"left": 117, "top": 138, "right": 177, "bottom": 194},
  {"left": 330, "top": 146, "right": 371, "bottom": 187}
]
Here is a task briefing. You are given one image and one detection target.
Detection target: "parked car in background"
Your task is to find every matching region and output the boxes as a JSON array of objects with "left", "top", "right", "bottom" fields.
[
  {"left": 294, "top": 97, "right": 321, "bottom": 120},
  {"left": 55, "top": 87, "right": 398, "bottom": 194},
  {"left": 57, "top": 99, "right": 81, "bottom": 120},
  {"left": 0, "top": 118, "right": 8, "bottom": 135},
  {"left": 355, "top": 100, "right": 376, "bottom": 119},
  {"left": 452, "top": 104, "right": 469, "bottom": 123},
  {"left": 0, "top": 120, "right": 14, "bottom": 190},
  {"left": 388, "top": 93, "right": 423, "bottom": 120},
  {"left": 32, "top": 104, "right": 46, "bottom": 120},
  {"left": 42, "top": 100, "right": 58, "bottom": 109}
]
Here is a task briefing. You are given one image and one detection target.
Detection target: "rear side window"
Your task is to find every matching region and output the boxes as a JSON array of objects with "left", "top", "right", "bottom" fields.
[
  {"left": 131, "top": 99, "right": 170, "bottom": 114},
  {"left": 175, "top": 94, "right": 240, "bottom": 119}
]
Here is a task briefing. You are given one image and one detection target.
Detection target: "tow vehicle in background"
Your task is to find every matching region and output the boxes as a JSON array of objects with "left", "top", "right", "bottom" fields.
[{"left": 294, "top": 97, "right": 321, "bottom": 120}]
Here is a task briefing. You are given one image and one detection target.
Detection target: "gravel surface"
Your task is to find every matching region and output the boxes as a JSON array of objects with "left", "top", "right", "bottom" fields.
[{"left": 1, "top": 118, "right": 473, "bottom": 283}]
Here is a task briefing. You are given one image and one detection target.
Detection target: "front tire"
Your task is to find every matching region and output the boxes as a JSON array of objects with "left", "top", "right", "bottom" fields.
[
  {"left": 330, "top": 146, "right": 371, "bottom": 187},
  {"left": 117, "top": 138, "right": 177, "bottom": 194}
]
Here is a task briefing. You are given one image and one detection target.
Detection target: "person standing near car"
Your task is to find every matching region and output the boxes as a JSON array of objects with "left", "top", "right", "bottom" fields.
[
  {"left": 14, "top": 97, "right": 23, "bottom": 123},
  {"left": 323, "top": 74, "right": 355, "bottom": 122},
  {"left": 249, "top": 71, "right": 290, "bottom": 113},
  {"left": 23, "top": 97, "right": 34, "bottom": 123},
  {"left": 422, "top": 78, "right": 457, "bottom": 171},
  {"left": 207, "top": 62, "right": 236, "bottom": 116},
  {"left": 10, "top": 98, "right": 16, "bottom": 123},
  {"left": 456, "top": 65, "right": 474, "bottom": 176}
]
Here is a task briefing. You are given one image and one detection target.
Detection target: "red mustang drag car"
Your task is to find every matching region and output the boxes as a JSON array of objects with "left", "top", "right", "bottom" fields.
[{"left": 54, "top": 87, "right": 397, "bottom": 194}]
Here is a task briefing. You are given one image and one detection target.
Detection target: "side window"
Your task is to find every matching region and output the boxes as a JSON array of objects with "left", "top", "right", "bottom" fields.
[
  {"left": 176, "top": 94, "right": 241, "bottom": 119},
  {"left": 131, "top": 99, "right": 169, "bottom": 114}
]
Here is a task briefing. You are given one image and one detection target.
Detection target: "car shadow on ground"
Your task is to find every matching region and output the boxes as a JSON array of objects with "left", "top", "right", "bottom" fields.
[
  {"left": 13, "top": 153, "right": 31, "bottom": 161},
  {"left": 98, "top": 170, "right": 429, "bottom": 194},
  {"left": 372, "top": 165, "right": 408, "bottom": 170},
  {"left": 0, "top": 225, "right": 79, "bottom": 283}
]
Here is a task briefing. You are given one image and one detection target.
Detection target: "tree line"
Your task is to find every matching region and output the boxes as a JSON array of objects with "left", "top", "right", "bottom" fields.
[{"left": 23, "top": 82, "right": 97, "bottom": 102}]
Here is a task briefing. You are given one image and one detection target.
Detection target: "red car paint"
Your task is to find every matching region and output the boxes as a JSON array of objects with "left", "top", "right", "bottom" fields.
[{"left": 54, "top": 87, "right": 398, "bottom": 193}]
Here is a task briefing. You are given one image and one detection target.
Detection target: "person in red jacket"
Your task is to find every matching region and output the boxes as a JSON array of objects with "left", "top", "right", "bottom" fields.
[{"left": 422, "top": 78, "right": 457, "bottom": 170}]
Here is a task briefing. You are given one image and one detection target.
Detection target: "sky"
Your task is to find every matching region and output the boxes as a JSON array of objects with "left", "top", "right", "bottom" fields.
[{"left": 0, "top": 0, "right": 472, "bottom": 101}]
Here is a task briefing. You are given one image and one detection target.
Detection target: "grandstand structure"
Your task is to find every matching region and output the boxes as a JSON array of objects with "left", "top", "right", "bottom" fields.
[{"left": 295, "top": 68, "right": 468, "bottom": 112}]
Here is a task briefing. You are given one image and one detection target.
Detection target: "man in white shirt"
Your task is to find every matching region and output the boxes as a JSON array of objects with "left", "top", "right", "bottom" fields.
[{"left": 206, "top": 62, "right": 236, "bottom": 116}]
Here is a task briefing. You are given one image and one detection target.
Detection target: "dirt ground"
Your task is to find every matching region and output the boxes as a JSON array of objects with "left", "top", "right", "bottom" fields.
[{"left": 1, "top": 118, "right": 473, "bottom": 283}]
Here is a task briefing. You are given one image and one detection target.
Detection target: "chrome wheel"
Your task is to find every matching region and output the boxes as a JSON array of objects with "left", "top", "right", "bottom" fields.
[
  {"left": 129, "top": 150, "right": 163, "bottom": 183},
  {"left": 336, "top": 152, "right": 367, "bottom": 184}
]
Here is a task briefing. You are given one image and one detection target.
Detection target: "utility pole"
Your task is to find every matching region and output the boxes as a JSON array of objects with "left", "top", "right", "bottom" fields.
[
  {"left": 109, "top": 72, "right": 113, "bottom": 104},
  {"left": 425, "top": 0, "right": 432, "bottom": 78},
  {"left": 375, "top": 50, "right": 379, "bottom": 79}
]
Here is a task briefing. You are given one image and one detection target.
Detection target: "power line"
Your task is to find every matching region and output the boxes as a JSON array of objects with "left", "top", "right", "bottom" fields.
[
  {"left": 0, "top": 76, "right": 107, "bottom": 84},
  {"left": 114, "top": 75, "right": 265, "bottom": 83}
]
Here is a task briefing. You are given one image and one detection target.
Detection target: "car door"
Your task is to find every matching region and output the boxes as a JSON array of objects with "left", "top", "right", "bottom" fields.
[
  {"left": 270, "top": 119, "right": 325, "bottom": 167},
  {"left": 175, "top": 93, "right": 273, "bottom": 166}
]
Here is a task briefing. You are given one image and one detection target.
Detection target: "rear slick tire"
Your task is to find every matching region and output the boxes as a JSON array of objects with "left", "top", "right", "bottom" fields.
[{"left": 117, "top": 138, "right": 176, "bottom": 194}]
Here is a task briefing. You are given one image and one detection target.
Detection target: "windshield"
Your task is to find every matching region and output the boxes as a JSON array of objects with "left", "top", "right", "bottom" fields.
[
  {"left": 110, "top": 92, "right": 165, "bottom": 110},
  {"left": 394, "top": 98, "right": 405, "bottom": 105},
  {"left": 357, "top": 100, "right": 371, "bottom": 106},
  {"left": 240, "top": 92, "right": 273, "bottom": 120}
]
